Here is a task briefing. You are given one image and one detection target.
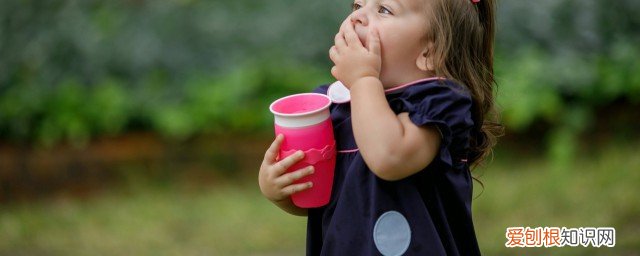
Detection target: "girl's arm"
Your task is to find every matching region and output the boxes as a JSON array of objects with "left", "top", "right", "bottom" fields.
[
  {"left": 272, "top": 197, "right": 308, "bottom": 216},
  {"left": 330, "top": 20, "right": 441, "bottom": 181},
  {"left": 349, "top": 77, "right": 441, "bottom": 181}
]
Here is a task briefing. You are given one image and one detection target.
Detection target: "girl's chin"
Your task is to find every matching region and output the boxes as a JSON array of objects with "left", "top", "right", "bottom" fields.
[{"left": 378, "top": 77, "right": 396, "bottom": 89}]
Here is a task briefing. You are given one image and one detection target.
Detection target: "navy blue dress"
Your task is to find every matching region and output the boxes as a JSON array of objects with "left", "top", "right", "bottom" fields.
[{"left": 306, "top": 79, "right": 481, "bottom": 256}]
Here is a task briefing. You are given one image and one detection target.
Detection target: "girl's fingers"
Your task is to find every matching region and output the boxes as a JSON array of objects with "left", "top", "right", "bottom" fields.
[
  {"left": 273, "top": 150, "right": 305, "bottom": 176},
  {"left": 274, "top": 166, "right": 314, "bottom": 187},
  {"left": 338, "top": 18, "right": 351, "bottom": 35},
  {"left": 335, "top": 18, "right": 350, "bottom": 47},
  {"left": 263, "top": 134, "right": 284, "bottom": 165},
  {"left": 335, "top": 32, "right": 347, "bottom": 49},
  {"left": 343, "top": 22, "right": 362, "bottom": 48},
  {"left": 368, "top": 28, "right": 381, "bottom": 55},
  {"left": 329, "top": 46, "right": 339, "bottom": 63},
  {"left": 282, "top": 182, "right": 313, "bottom": 197},
  {"left": 331, "top": 66, "right": 339, "bottom": 79}
]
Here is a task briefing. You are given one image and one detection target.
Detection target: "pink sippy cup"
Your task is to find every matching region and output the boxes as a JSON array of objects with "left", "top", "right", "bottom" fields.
[{"left": 269, "top": 93, "right": 336, "bottom": 208}]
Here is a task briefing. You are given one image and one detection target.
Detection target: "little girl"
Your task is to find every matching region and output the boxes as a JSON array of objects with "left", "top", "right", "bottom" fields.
[{"left": 259, "top": 0, "right": 501, "bottom": 255}]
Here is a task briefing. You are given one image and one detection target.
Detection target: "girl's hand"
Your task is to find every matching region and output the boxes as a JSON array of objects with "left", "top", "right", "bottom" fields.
[
  {"left": 258, "top": 134, "right": 315, "bottom": 203},
  {"left": 329, "top": 19, "right": 381, "bottom": 88}
]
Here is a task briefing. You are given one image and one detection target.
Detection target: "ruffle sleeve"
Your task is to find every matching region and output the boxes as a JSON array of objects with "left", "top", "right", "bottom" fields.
[{"left": 388, "top": 80, "right": 474, "bottom": 168}]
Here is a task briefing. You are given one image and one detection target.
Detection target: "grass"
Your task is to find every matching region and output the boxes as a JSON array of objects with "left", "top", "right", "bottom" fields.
[
  {"left": 474, "top": 140, "right": 640, "bottom": 255},
  {"left": 1, "top": 139, "right": 639, "bottom": 255},
  {"left": 0, "top": 183, "right": 307, "bottom": 255}
]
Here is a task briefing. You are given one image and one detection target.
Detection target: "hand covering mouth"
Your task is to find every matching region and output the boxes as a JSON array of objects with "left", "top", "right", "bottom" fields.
[{"left": 355, "top": 27, "right": 368, "bottom": 48}]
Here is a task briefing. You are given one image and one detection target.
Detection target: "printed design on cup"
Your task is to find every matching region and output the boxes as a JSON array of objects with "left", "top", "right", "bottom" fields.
[
  {"left": 373, "top": 211, "right": 411, "bottom": 256},
  {"left": 282, "top": 141, "right": 336, "bottom": 165}
]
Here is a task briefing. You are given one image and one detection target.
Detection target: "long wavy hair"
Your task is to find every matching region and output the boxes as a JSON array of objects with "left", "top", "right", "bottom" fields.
[{"left": 424, "top": 0, "right": 504, "bottom": 168}]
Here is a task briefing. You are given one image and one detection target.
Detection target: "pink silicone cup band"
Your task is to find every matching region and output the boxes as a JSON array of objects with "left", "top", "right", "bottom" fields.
[{"left": 282, "top": 142, "right": 336, "bottom": 165}]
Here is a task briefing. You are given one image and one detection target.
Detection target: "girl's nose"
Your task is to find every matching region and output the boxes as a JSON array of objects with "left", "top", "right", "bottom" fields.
[{"left": 350, "top": 8, "right": 368, "bottom": 26}]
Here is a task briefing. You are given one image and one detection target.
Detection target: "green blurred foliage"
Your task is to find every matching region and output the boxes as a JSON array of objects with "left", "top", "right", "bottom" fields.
[
  {"left": 0, "top": 0, "right": 340, "bottom": 145},
  {"left": 495, "top": 1, "right": 640, "bottom": 163},
  {"left": 0, "top": 0, "right": 639, "bottom": 162}
]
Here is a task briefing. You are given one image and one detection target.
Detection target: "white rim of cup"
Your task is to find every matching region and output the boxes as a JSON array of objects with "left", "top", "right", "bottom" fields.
[{"left": 269, "top": 93, "right": 332, "bottom": 117}]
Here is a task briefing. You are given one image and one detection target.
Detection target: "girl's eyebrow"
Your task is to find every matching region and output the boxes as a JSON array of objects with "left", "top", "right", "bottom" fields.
[{"left": 384, "top": 0, "right": 405, "bottom": 10}]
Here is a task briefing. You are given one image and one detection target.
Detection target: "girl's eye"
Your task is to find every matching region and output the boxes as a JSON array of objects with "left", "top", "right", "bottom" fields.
[
  {"left": 352, "top": 3, "right": 362, "bottom": 11},
  {"left": 379, "top": 6, "right": 392, "bottom": 15}
]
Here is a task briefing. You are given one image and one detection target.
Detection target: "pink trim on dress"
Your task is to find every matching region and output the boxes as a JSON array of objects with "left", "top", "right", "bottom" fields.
[
  {"left": 338, "top": 148, "right": 359, "bottom": 153},
  {"left": 383, "top": 77, "right": 446, "bottom": 94}
]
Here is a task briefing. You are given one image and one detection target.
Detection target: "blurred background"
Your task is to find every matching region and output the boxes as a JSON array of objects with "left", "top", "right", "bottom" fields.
[{"left": 1, "top": 0, "right": 639, "bottom": 255}]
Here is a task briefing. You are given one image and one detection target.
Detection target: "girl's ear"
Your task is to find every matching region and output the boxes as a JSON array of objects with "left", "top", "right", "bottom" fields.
[{"left": 416, "top": 42, "right": 435, "bottom": 72}]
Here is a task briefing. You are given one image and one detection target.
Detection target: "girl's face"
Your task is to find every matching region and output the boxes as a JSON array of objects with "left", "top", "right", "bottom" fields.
[{"left": 349, "top": 0, "right": 431, "bottom": 87}]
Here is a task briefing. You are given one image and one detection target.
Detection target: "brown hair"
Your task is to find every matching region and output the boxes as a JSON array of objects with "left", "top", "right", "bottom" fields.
[{"left": 424, "top": 0, "right": 504, "bottom": 168}]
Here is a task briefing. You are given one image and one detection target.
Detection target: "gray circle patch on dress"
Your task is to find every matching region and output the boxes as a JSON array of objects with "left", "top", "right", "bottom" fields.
[{"left": 373, "top": 211, "right": 411, "bottom": 256}]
